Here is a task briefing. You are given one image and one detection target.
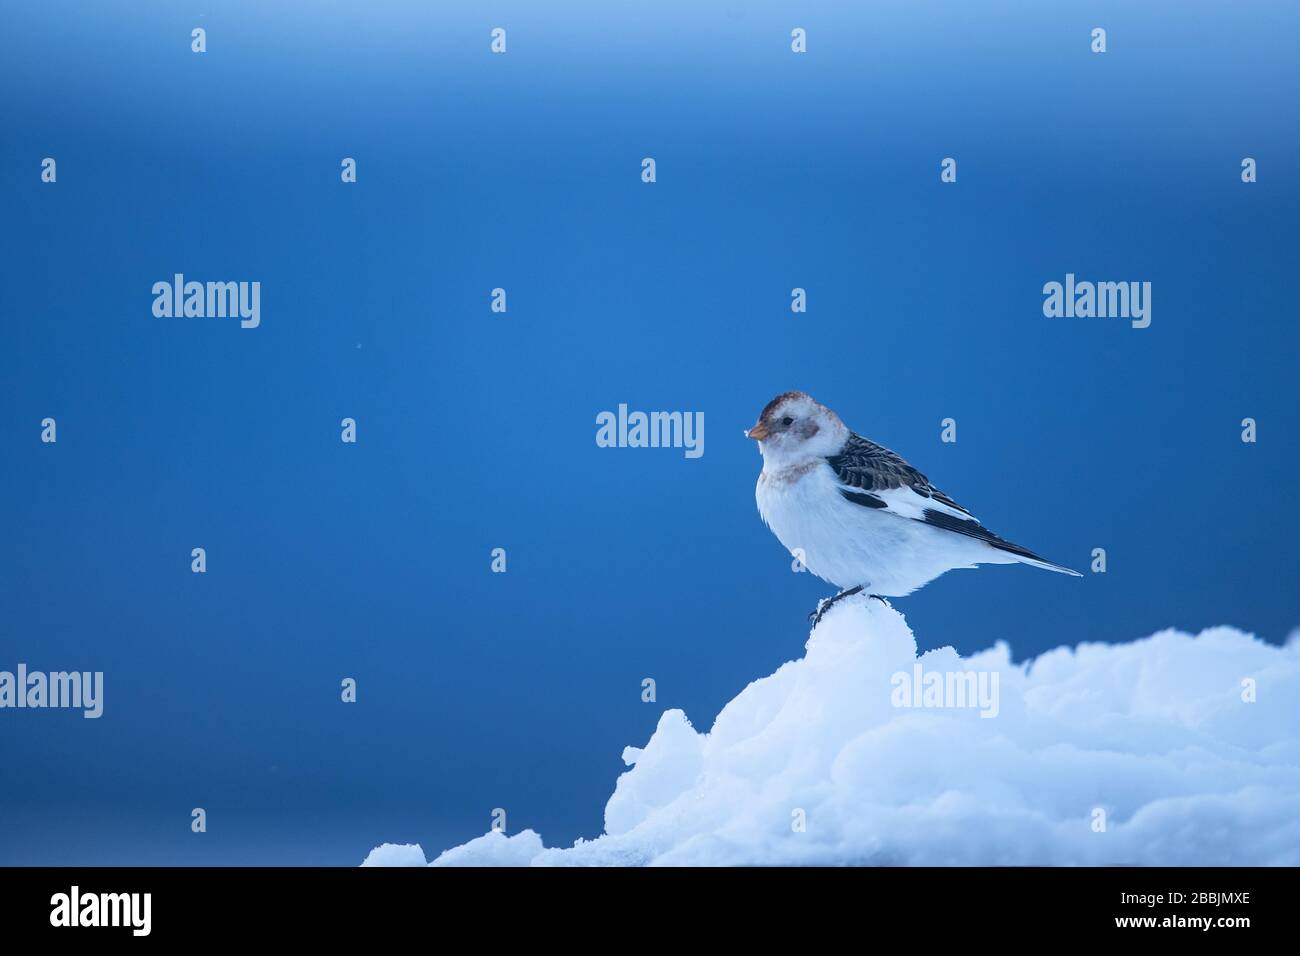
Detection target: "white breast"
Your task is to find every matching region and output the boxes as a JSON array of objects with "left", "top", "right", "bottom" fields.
[{"left": 755, "top": 462, "right": 1003, "bottom": 596}]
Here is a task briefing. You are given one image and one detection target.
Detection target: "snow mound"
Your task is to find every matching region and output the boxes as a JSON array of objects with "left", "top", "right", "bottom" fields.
[
  {"left": 366, "top": 597, "right": 1300, "bottom": 866},
  {"left": 428, "top": 829, "right": 546, "bottom": 867},
  {"left": 360, "top": 843, "right": 427, "bottom": 867}
]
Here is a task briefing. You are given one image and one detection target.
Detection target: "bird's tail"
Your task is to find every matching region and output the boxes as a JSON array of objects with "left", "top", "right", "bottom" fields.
[
  {"left": 923, "top": 507, "right": 1084, "bottom": 577},
  {"left": 983, "top": 535, "right": 1083, "bottom": 576},
  {"left": 1007, "top": 550, "right": 1083, "bottom": 576}
]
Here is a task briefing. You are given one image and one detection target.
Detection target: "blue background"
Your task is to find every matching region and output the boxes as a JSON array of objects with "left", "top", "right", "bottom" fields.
[{"left": 2, "top": 1, "right": 1296, "bottom": 864}]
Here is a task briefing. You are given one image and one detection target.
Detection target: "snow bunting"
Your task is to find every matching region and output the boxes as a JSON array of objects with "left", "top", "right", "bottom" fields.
[{"left": 747, "top": 391, "right": 1080, "bottom": 624}]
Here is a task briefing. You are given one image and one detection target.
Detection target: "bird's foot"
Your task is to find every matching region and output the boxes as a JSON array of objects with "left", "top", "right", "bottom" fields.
[
  {"left": 808, "top": 599, "right": 829, "bottom": 628},
  {"left": 868, "top": 594, "right": 892, "bottom": 609},
  {"left": 809, "top": 585, "right": 865, "bottom": 629}
]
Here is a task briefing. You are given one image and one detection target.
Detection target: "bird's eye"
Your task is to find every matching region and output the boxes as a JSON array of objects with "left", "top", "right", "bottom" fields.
[{"left": 781, "top": 416, "right": 794, "bottom": 427}]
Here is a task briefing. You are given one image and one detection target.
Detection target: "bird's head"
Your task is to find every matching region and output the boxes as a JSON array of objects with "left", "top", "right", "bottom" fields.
[{"left": 746, "top": 391, "right": 848, "bottom": 465}]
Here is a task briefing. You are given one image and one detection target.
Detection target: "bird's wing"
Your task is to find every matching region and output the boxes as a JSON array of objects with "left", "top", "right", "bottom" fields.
[
  {"left": 825, "top": 432, "right": 974, "bottom": 518},
  {"left": 824, "top": 432, "right": 1072, "bottom": 569}
]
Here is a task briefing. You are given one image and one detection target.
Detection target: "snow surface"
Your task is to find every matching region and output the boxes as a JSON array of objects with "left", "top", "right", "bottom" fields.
[
  {"left": 365, "top": 596, "right": 1300, "bottom": 866},
  {"left": 360, "top": 842, "right": 428, "bottom": 867}
]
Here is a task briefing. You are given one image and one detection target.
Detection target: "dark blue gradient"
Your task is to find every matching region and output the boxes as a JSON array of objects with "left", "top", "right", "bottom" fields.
[{"left": 1, "top": 1, "right": 1297, "bottom": 864}]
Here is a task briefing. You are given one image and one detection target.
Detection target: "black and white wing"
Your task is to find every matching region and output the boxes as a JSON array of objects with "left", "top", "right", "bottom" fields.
[{"left": 824, "top": 432, "right": 1080, "bottom": 574}]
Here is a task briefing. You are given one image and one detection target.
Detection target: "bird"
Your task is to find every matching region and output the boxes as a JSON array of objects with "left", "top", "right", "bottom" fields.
[{"left": 746, "top": 391, "right": 1080, "bottom": 626}]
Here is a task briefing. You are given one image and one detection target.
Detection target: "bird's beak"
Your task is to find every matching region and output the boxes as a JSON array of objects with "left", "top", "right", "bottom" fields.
[{"left": 746, "top": 421, "right": 770, "bottom": 441}]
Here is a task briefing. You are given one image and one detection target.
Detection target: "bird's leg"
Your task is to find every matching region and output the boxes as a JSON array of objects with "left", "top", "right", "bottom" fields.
[
  {"left": 809, "top": 585, "right": 865, "bottom": 628},
  {"left": 868, "top": 594, "right": 893, "bottom": 609}
]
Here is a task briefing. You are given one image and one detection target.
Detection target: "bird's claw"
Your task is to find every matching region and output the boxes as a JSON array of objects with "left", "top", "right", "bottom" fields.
[
  {"left": 808, "top": 598, "right": 831, "bottom": 627},
  {"left": 808, "top": 585, "right": 867, "bottom": 630}
]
